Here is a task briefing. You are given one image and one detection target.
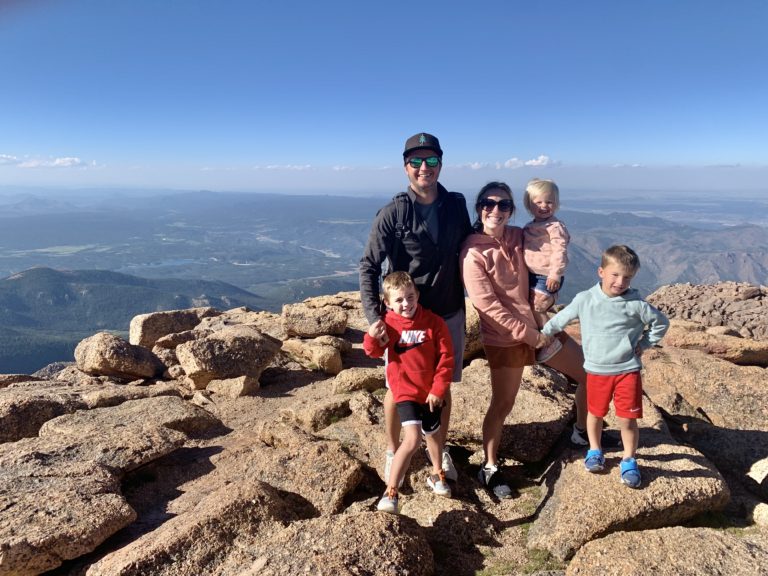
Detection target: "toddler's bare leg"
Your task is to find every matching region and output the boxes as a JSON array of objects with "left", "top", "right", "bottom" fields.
[
  {"left": 617, "top": 417, "right": 639, "bottom": 459},
  {"left": 586, "top": 412, "right": 603, "bottom": 451}
]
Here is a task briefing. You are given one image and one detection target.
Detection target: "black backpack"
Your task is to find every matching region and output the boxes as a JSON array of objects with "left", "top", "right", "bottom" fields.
[{"left": 388, "top": 192, "right": 411, "bottom": 273}]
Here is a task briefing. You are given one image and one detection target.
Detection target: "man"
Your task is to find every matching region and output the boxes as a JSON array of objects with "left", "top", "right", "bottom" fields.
[{"left": 359, "top": 132, "right": 472, "bottom": 489}]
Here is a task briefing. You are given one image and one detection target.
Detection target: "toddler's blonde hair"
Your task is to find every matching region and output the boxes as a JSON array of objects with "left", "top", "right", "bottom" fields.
[{"left": 523, "top": 178, "right": 560, "bottom": 215}]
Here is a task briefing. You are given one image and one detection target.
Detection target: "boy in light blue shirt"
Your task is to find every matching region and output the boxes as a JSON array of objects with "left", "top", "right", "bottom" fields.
[{"left": 542, "top": 245, "right": 668, "bottom": 488}]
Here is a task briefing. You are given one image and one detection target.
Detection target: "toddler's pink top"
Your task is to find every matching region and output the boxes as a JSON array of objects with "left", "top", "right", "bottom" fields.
[{"left": 523, "top": 216, "right": 569, "bottom": 280}]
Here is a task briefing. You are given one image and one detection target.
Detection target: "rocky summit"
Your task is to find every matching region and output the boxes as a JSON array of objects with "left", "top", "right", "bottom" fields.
[{"left": 1, "top": 283, "right": 767, "bottom": 575}]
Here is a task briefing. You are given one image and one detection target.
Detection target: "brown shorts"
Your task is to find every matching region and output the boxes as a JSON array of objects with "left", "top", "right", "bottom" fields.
[{"left": 484, "top": 343, "right": 535, "bottom": 369}]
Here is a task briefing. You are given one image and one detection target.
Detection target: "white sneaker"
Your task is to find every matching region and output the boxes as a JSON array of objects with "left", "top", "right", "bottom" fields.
[
  {"left": 376, "top": 488, "right": 399, "bottom": 514},
  {"left": 536, "top": 338, "right": 562, "bottom": 363},
  {"left": 384, "top": 450, "right": 403, "bottom": 488},
  {"left": 442, "top": 448, "right": 458, "bottom": 482},
  {"left": 426, "top": 470, "right": 452, "bottom": 497}
]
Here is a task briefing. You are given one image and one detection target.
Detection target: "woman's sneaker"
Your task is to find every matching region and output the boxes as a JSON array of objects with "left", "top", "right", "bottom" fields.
[
  {"left": 377, "top": 487, "right": 399, "bottom": 514},
  {"left": 477, "top": 464, "right": 514, "bottom": 499},
  {"left": 426, "top": 469, "right": 452, "bottom": 497},
  {"left": 584, "top": 449, "right": 605, "bottom": 472}
]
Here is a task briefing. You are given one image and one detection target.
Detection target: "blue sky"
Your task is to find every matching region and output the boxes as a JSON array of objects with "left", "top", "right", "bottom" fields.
[{"left": 1, "top": 0, "right": 767, "bottom": 195}]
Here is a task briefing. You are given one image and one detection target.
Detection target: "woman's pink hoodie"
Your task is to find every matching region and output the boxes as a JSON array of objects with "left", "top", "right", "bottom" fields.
[{"left": 460, "top": 226, "right": 539, "bottom": 348}]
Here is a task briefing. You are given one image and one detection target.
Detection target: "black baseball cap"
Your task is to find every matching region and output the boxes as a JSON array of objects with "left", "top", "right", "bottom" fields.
[{"left": 403, "top": 132, "right": 443, "bottom": 158}]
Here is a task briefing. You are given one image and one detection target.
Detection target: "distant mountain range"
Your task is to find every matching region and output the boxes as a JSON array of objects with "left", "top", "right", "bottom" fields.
[
  {"left": 0, "top": 267, "right": 265, "bottom": 373},
  {"left": 559, "top": 210, "right": 768, "bottom": 300},
  {"left": 0, "top": 189, "right": 766, "bottom": 373}
]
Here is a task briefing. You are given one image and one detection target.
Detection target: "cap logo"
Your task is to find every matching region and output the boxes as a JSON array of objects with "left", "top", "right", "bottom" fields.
[{"left": 419, "top": 134, "right": 427, "bottom": 145}]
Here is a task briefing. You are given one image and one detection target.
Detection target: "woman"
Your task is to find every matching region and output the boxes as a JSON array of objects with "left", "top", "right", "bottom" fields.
[{"left": 460, "top": 182, "right": 589, "bottom": 499}]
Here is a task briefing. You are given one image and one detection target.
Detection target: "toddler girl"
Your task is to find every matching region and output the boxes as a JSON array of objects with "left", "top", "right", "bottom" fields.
[{"left": 523, "top": 178, "right": 570, "bottom": 362}]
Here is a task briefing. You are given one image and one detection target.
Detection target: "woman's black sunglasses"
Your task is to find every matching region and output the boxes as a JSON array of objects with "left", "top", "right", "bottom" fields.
[{"left": 478, "top": 198, "right": 513, "bottom": 212}]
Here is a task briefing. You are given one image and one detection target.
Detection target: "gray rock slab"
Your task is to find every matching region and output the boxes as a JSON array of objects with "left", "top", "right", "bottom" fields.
[
  {"left": 648, "top": 282, "right": 768, "bottom": 341},
  {"left": 0, "top": 396, "right": 223, "bottom": 575},
  {"left": 39, "top": 395, "right": 221, "bottom": 471},
  {"left": 75, "top": 332, "right": 164, "bottom": 379},
  {"left": 663, "top": 319, "right": 768, "bottom": 366},
  {"left": 527, "top": 399, "right": 730, "bottom": 561},
  {"left": 85, "top": 481, "right": 294, "bottom": 576},
  {"left": 255, "top": 423, "right": 364, "bottom": 515},
  {"left": 330, "top": 366, "right": 384, "bottom": 394},
  {"left": 129, "top": 307, "right": 219, "bottom": 348},
  {"left": 282, "top": 302, "right": 347, "bottom": 337},
  {"left": 643, "top": 346, "right": 768, "bottom": 431},
  {"left": 281, "top": 338, "right": 343, "bottom": 374},
  {"left": 451, "top": 360, "right": 576, "bottom": 462},
  {"left": 0, "top": 374, "right": 41, "bottom": 388},
  {"left": 0, "top": 381, "right": 182, "bottom": 443},
  {"left": 0, "top": 437, "right": 136, "bottom": 575},
  {"left": 236, "top": 512, "right": 433, "bottom": 576},
  {"left": 175, "top": 325, "right": 281, "bottom": 388},
  {"left": 566, "top": 526, "right": 768, "bottom": 576}
]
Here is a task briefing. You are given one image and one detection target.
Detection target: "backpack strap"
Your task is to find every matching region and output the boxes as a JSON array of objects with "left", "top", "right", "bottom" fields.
[{"left": 390, "top": 192, "right": 410, "bottom": 270}]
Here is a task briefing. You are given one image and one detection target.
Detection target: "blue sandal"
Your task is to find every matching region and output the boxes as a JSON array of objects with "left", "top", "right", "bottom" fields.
[
  {"left": 584, "top": 449, "right": 605, "bottom": 472},
  {"left": 620, "top": 457, "right": 642, "bottom": 488}
]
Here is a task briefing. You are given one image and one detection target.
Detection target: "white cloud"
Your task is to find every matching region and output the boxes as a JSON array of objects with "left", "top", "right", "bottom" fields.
[
  {"left": 332, "top": 165, "right": 354, "bottom": 171},
  {"left": 264, "top": 164, "right": 313, "bottom": 171},
  {"left": 52, "top": 157, "right": 83, "bottom": 167},
  {"left": 452, "top": 162, "right": 491, "bottom": 170},
  {"left": 0, "top": 154, "right": 19, "bottom": 165},
  {"left": 503, "top": 158, "right": 524, "bottom": 169},
  {"left": 17, "top": 156, "right": 86, "bottom": 169},
  {"left": 524, "top": 155, "right": 552, "bottom": 167}
]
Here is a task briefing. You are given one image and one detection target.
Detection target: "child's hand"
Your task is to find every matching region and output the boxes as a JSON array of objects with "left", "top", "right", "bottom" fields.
[
  {"left": 536, "top": 332, "right": 552, "bottom": 349},
  {"left": 367, "top": 320, "right": 389, "bottom": 346},
  {"left": 546, "top": 277, "right": 560, "bottom": 292},
  {"left": 427, "top": 393, "right": 442, "bottom": 412}
]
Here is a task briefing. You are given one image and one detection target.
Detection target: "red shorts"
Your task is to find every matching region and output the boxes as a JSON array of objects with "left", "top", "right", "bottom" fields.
[{"left": 586, "top": 371, "right": 643, "bottom": 419}]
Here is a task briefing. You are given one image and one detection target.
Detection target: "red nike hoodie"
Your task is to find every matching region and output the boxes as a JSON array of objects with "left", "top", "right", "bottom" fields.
[{"left": 363, "top": 305, "right": 454, "bottom": 404}]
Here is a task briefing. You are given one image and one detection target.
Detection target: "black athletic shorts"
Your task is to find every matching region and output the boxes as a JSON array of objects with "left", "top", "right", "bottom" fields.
[{"left": 396, "top": 400, "right": 442, "bottom": 435}]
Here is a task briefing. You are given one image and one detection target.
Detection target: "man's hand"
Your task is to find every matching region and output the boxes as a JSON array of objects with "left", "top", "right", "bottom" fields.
[
  {"left": 367, "top": 319, "right": 389, "bottom": 346},
  {"left": 427, "top": 393, "right": 442, "bottom": 412}
]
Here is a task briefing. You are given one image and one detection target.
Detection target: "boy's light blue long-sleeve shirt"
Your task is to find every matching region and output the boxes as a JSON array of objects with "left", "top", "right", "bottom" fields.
[{"left": 542, "top": 283, "right": 669, "bottom": 375}]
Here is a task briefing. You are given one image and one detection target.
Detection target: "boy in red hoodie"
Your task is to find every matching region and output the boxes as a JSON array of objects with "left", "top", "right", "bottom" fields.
[{"left": 363, "top": 271, "right": 455, "bottom": 514}]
